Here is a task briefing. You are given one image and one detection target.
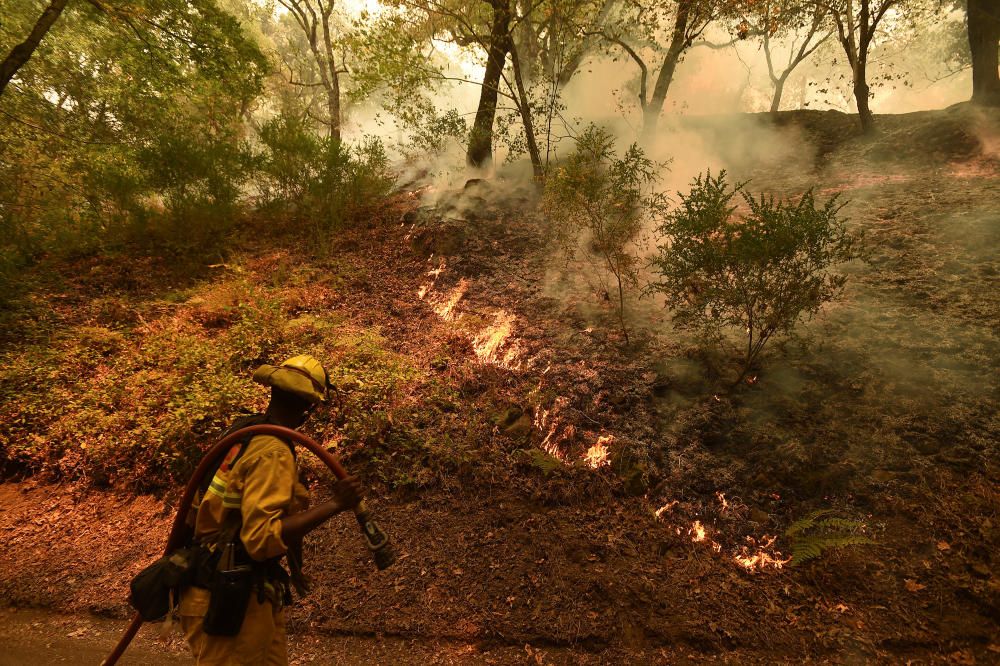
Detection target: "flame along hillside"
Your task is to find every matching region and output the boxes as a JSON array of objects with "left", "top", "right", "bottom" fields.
[{"left": 0, "top": 107, "right": 998, "bottom": 663}]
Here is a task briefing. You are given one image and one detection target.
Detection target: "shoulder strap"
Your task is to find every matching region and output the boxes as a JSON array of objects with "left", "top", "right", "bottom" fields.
[{"left": 198, "top": 413, "right": 269, "bottom": 498}]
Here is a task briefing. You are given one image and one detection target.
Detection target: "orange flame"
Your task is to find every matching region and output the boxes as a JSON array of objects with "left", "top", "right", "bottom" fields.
[
  {"left": 584, "top": 435, "right": 613, "bottom": 469},
  {"left": 419, "top": 260, "right": 447, "bottom": 300},
  {"left": 535, "top": 397, "right": 570, "bottom": 460},
  {"left": 433, "top": 279, "right": 468, "bottom": 321},
  {"left": 655, "top": 501, "right": 679, "bottom": 519},
  {"left": 733, "top": 536, "right": 790, "bottom": 572},
  {"left": 473, "top": 310, "right": 524, "bottom": 369}
]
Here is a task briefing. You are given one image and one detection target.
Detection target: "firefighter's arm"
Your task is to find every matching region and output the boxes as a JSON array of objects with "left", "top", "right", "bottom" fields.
[{"left": 279, "top": 476, "right": 363, "bottom": 544}]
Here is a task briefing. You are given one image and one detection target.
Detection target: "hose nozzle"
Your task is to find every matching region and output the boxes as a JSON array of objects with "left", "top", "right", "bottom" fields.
[{"left": 354, "top": 501, "right": 397, "bottom": 570}]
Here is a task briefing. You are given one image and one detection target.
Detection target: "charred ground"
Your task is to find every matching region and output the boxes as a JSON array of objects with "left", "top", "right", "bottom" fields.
[{"left": 0, "top": 107, "right": 998, "bottom": 663}]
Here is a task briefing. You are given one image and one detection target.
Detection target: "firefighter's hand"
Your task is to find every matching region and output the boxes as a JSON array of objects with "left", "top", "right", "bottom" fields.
[{"left": 331, "top": 475, "right": 363, "bottom": 511}]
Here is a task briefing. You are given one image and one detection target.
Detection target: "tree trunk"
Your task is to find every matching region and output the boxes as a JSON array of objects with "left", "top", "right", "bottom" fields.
[
  {"left": 0, "top": 0, "right": 69, "bottom": 98},
  {"left": 510, "top": 44, "right": 543, "bottom": 181},
  {"left": 320, "top": 10, "right": 342, "bottom": 142},
  {"left": 770, "top": 75, "right": 787, "bottom": 113},
  {"left": 467, "top": 0, "right": 512, "bottom": 169},
  {"left": 328, "top": 72, "right": 341, "bottom": 142},
  {"left": 968, "top": 0, "right": 1000, "bottom": 106},
  {"left": 514, "top": 0, "right": 538, "bottom": 86},
  {"left": 834, "top": 0, "right": 877, "bottom": 133},
  {"left": 642, "top": 0, "right": 692, "bottom": 139},
  {"left": 853, "top": 62, "right": 874, "bottom": 133},
  {"left": 853, "top": 2, "right": 876, "bottom": 132}
]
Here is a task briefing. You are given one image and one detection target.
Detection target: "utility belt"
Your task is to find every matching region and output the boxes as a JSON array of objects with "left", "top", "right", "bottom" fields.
[{"left": 189, "top": 540, "right": 292, "bottom": 636}]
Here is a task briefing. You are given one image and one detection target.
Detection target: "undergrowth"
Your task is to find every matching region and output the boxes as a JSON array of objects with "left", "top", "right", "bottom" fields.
[{"left": 0, "top": 266, "right": 433, "bottom": 492}]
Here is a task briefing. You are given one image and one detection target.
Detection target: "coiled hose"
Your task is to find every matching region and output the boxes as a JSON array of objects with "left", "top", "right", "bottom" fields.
[{"left": 102, "top": 424, "right": 395, "bottom": 665}]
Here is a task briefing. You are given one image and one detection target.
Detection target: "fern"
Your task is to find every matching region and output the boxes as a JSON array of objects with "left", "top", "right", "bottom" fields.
[
  {"left": 813, "top": 517, "right": 865, "bottom": 532},
  {"left": 519, "top": 448, "right": 562, "bottom": 476},
  {"left": 785, "top": 510, "right": 875, "bottom": 566},
  {"left": 785, "top": 509, "right": 837, "bottom": 537}
]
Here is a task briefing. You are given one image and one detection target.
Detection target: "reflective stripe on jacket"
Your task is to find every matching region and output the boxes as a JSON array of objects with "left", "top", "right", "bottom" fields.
[{"left": 192, "top": 434, "right": 310, "bottom": 561}]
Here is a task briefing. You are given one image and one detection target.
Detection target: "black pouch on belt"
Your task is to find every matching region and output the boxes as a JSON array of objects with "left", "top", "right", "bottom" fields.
[{"left": 202, "top": 564, "right": 254, "bottom": 636}]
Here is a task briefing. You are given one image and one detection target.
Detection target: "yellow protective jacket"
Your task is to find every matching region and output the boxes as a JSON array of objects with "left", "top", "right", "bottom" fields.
[{"left": 192, "top": 434, "right": 309, "bottom": 561}]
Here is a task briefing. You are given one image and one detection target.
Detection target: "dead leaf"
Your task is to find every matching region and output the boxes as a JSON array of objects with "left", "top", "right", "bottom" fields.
[
  {"left": 948, "top": 649, "right": 975, "bottom": 665},
  {"left": 936, "top": 541, "right": 951, "bottom": 552},
  {"left": 904, "top": 579, "right": 926, "bottom": 592}
]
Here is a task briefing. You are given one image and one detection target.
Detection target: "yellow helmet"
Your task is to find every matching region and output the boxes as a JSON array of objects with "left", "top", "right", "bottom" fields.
[{"left": 252, "top": 355, "right": 329, "bottom": 404}]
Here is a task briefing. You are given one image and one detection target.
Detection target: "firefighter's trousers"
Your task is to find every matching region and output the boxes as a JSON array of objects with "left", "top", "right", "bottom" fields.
[{"left": 179, "top": 586, "right": 287, "bottom": 665}]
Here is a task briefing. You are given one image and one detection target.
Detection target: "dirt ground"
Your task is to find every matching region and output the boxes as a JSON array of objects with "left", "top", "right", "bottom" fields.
[
  {"left": 0, "top": 107, "right": 998, "bottom": 663},
  {"left": 2, "top": 606, "right": 707, "bottom": 665}
]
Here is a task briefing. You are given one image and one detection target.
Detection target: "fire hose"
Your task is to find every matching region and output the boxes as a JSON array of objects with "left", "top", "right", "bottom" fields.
[{"left": 102, "top": 424, "right": 395, "bottom": 666}]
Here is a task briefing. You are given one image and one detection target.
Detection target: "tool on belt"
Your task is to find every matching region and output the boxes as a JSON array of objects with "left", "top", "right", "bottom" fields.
[{"left": 102, "top": 424, "right": 396, "bottom": 666}]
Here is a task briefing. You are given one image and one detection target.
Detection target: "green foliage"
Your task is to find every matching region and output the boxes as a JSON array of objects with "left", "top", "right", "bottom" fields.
[
  {"left": 0, "top": 0, "right": 269, "bottom": 301},
  {"left": 0, "top": 272, "right": 425, "bottom": 490},
  {"left": 785, "top": 509, "right": 875, "bottom": 566},
  {"left": 402, "top": 107, "right": 469, "bottom": 158},
  {"left": 519, "top": 448, "right": 563, "bottom": 476},
  {"left": 0, "top": 279, "right": 295, "bottom": 487},
  {"left": 649, "top": 170, "right": 862, "bottom": 381},
  {"left": 323, "top": 135, "right": 394, "bottom": 222},
  {"left": 256, "top": 114, "right": 323, "bottom": 204},
  {"left": 0, "top": 319, "right": 260, "bottom": 488},
  {"left": 256, "top": 119, "right": 394, "bottom": 239},
  {"left": 543, "top": 124, "right": 669, "bottom": 343}
]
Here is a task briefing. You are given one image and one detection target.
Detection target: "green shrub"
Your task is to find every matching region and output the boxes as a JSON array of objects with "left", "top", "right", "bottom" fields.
[
  {"left": 403, "top": 108, "right": 468, "bottom": 157},
  {"left": 542, "top": 124, "right": 669, "bottom": 343},
  {"left": 0, "top": 98, "right": 254, "bottom": 299},
  {"left": 256, "top": 117, "right": 394, "bottom": 239},
  {"left": 0, "top": 281, "right": 289, "bottom": 488},
  {"left": 312, "top": 135, "right": 394, "bottom": 232},
  {"left": 132, "top": 114, "right": 254, "bottom": 253},
  {"left": 649, "top": 170, "right": 861, "bottom": 382},
  {"left": 256, "top": 114, "right": 324, "bottom": 205}
]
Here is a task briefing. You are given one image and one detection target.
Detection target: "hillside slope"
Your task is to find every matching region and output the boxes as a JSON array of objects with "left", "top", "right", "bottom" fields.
[{"left": 1, "top": 107, "right": 998, "bottom": 663}]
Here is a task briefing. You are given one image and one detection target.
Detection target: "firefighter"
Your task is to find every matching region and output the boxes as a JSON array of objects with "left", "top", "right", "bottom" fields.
[{"left": 179, "top": 355, "right": 363, "bottom": 665}]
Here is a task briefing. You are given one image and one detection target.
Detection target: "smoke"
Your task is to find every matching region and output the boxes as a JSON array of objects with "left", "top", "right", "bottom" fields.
[
  {"left": 338, "top": 5, "right": 995, "bottom": 356},
  {"left": 329, "top": 11, "right": 999, "bottom": 496}
]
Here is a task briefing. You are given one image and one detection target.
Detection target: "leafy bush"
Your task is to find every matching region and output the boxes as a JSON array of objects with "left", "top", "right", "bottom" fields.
[
  {"left": 256, "top": 114, "right": 324, "bottom": 205},
  {"left": 785, "top": 509, "right": 875, "bottom": 566},
  {"left": 315, "top": 135, "right": 394, "bottom": 230},
  {"left": 128, "top": 109, "right": 255, "bottom": 253},
  {"left": 0, "top": 322, "right": 258, "bottom": 488},
  {"left": 649, "top": 171, "right": 861, "bottom": 382},
  {"left": 401, "top": 107, "right": 468, "bottom": 158},
  {"left": 543, "top": 124, "right": 669, "bottom": 343},
  {"left": 256, "top": 119, "right": 394, "bottom": 239}
]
